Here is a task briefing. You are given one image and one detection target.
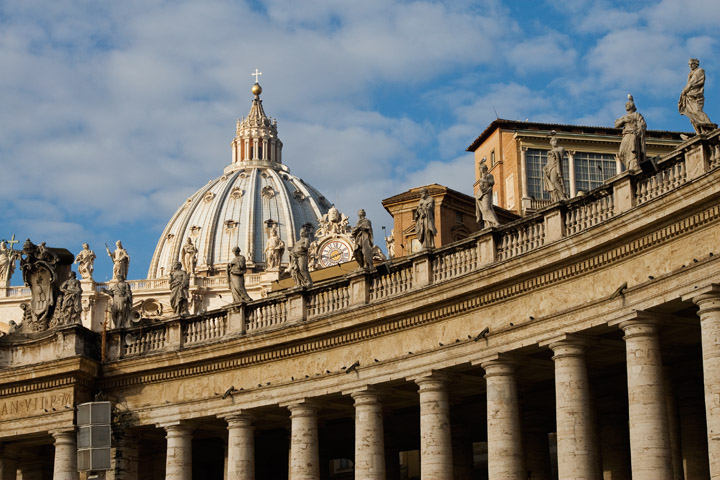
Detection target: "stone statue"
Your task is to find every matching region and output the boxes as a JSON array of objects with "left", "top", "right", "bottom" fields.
[
  {"left": 315, "top": 205, "right": 351, "bottom": 237},
  {"left": 169, "top": 262, "right": 190, "bottom": 315},
  {"left": 615, "top": 94, "right": 646, "bottom": 171},
  {"left": 101, "top": 274, "right": 133, "bottom": 329},
  {"left": 414, "top": 188, "right": 436, "bottom": 250},
  {"left": 543, "top": 133, "right": 568, "bottom": 202},
  {"left": 352, "top": 209, "right": 374, "bottom": 270},
  {"left": 106, "top": 240, "right": 129, "bottom": 281},
  {"left": 475, "top": 160, "right": 500, "bottom": 229},
  {"left": 57, "top": 272, "right": 82, "bottom": 326},
  {"left": 264, "top": 226, "right": 285, "bottom": 270},
  {"left": 288, "top": 224, "right": 313, "bottom": 288},
  {"left": 74, "top": 243, "right": 96, "bottom": 280},
  {"left": 679, "top": 58, "right": 716, "bottom": 134},
  {"left": 0, "top": 240, "right": 20, "bottom": 285},
  {"left": 181, "top": 238, "right": 198, "bottom": 275},
  {"left": 227, "top": 247, "right": 252, "bottom": 303},
  {"left": 385, "top": 228, "right": 395, "bottom": 259}
]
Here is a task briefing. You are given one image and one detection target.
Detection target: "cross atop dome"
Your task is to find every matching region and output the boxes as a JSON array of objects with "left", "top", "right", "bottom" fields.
[{"left": 251, "top": 68, "right": 262, "bottom": 83}]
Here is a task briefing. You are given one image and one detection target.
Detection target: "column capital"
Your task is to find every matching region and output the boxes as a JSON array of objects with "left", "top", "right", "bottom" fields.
[
  {"left": 410, "top": 371, "right": 451, "bottom": 392},
  {"left": 683, "top": 283, "right": 720, "bottom": 311},
  {"left": 609, "top": 310, "right": 670, "bottom": 330},
  {"left": 158, "top": 421, "right": 194, "bottom": 436},
  {"left": 521, "top": 146, "right": 528, "bottom": 152},
  {"left": 50, "top": 428, "right": 76, "bottom": 441},
  {"left": 480, "top": 355, "right": 518, "bottom": 377},
  {"left": 223, "top": 413, "right": 254, "bottom": 429},
  {"left": 348, "top": 385, "right": 384, "bottom": 405},
  {"left": 541, "top": 333, "right": 591, "bottom": 357},
  {"left": 284, "top": 400, "right": 320, "bottom": 418}
]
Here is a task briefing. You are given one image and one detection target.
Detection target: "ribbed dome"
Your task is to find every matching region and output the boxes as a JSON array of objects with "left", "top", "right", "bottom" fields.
[{"left": 147, "top": 82, "right": 331, "bottom": 278}]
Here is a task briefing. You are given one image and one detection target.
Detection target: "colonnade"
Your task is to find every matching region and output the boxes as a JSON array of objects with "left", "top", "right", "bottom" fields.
[{"left": 2, "top": 288, "right": 719, "bottom": 479}]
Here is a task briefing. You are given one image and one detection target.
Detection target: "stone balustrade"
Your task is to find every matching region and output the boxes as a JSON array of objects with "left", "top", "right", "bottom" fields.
[{"left": 2, "top": 131, "right": 718, "bottom": 367}]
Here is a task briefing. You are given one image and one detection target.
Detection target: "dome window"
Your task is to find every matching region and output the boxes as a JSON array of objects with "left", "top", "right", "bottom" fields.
[
  {"left": 261, "top": 185, "right": 275, "bottom": 198},
  {"left": 204, "top": 192, "right": 215, "bottom": 203},
  {"left": 292, "top": 190, "right": 306, "bottom": 201},
  {"left": 230, "top": 187, "right": 244, "bottom": 199}
]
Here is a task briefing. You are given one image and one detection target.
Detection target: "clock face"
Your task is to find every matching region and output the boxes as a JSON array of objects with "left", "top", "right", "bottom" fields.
[{"left": 320, "top": 240, "right": 351, "bottom": 267}]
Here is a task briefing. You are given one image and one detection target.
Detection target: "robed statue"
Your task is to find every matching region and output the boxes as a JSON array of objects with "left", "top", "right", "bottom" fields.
[
  {"left": 101, "top": 274, "right": 133, "bottom": 329},
  {"left": 288, "top": 224, "right": 313, "bottom": 288},
  {"left": 106, "top": 240, "right": 129, "bottom": 281},
  {"left": 679, "top": 58, "right": 716, "bottom": 134},
  {"left": 352, "top": 209, "right": 374, "bottom": 270},
  {"left": 227, "top": 247, "right": 252, "bottom": 303},
  {"left": 615, "top": 94, "right": 646, "bottom": 171},
  {"left": 74, "top": 243, "right": 96, "bottom": 280},
  {"left": 543, "top": 133, "right": 568, "bottom": 202},
  {"left": 169, "top": 262, "right": 190, "bottom": 315},
  {"left": 414, "top": 188, "right": 436, "bottom": 250},
  {"left": 475, "top": 160, "right": 500, "bottom": 229}
]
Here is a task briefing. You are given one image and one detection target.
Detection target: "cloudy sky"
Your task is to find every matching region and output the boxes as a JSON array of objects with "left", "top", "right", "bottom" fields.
[{"left": 1, "top": 0, "right": 718, "bottom": 283}]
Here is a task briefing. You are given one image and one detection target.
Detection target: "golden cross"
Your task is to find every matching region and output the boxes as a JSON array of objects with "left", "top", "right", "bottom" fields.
[{"left": 251, "top": 68, "right": 262, "bottom": 83}]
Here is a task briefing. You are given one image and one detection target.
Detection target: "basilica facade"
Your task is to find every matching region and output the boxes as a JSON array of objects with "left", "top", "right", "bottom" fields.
[{"left": 0, "top": 82, "right": 720, "bottom": 480}]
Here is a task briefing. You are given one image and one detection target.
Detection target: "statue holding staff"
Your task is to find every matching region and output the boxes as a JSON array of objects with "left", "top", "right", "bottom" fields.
[{"left": 106, "top": 240, "right": 129, "bottom": 281}]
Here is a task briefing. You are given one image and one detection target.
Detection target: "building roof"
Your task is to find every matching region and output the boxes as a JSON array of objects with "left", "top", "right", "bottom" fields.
[
  {"left": 381, "top": 184, "right": 473, "bottom": 209},
  {"left": 465, "top": 118, "right": 689, "bottom": 152}
]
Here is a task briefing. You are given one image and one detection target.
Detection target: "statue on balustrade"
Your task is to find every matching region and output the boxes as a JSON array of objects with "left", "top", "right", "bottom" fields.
[
  {"left": 385, "top": 228, "right": 396, "bottom": 259},
  {"left": 679, "top": 58, "right": 716, "bottom": 135},
  {"left": 56, "top": 272, "right": 82, "bottom": 326},
  {"left": 264, "top": 224, "right": 285, "bottom": 270},
  {"left": 181, "top": 237, "right": 198, "bottom": 275},
  {"left": 106, "top": 240, "right": 129, "bottom": 281},
  {"left": 615, "top": 94, "right": 646, "bottom": 172},
  {"left": 352, "top": 209, "right": 375, "bottom": 270},
  {"left": 414, "top": 188, "right": 436, "bottom": 250},
  {"left": 15, "top": 239, "right": 74, "bottom": 333},
  {"left": 74, "top": 243, "right": 96, "bottom": 280},
  {"left": 475, "top": 159, "right": 500, "bottom": 229},
  {"left": 101, "top": 274, "right": 133, "bottom": 329},
  {"left": 0, "top": 239, "right": 20, "bottom": 286},
  {"left": 227, "top": 247, "right": 253, "bottom": 303},
  {"left": 169, "top": 262, "right": 190, "bottom": 315},
  {"left": 543, "top": 133, "right": 568, "bottom": 202},
  {"left": 288, "top": 224, "right": 313, "bottom": 288}
]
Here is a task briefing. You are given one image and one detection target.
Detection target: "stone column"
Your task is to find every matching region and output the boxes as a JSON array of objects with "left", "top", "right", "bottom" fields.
[
  {"left": 163, "top": 423, "right": 193, "bottom": 480},
  {"left": 288, "top": 402, "right": 320, "bottom": 480},
  {"left": 351, "top": 388, "right": 385, "bottom": 480},
  {"left": 226, "top": 414, "right": 254, "bottom": 480},
  {"left": 664, "top": 368, "right": 683, "bottom": 480},
  {"left": 52, "top": 429, "right": 78, "bottom": 480},
  {"left": 567, "top": 150, "right": 577, "bottom": 198},
  {"left": 415, "top": 373, "right": 453, "bottom": 479},
  {"left": 482, "top": 360, "right": 525, "bottom": 479},
  {"left": 618, "top": 318, "right": 673, "bottom": 479},
  {"left": 548, "top": 338, "right": 600, "bottom": 479},
  {"left": 691, "top": 285, "right": 720, "bottom": 477}
]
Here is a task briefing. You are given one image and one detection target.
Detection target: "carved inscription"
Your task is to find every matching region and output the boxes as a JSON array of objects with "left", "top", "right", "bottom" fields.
[{"left": 0, "top": 392, "right": 72, "bottom": 420}]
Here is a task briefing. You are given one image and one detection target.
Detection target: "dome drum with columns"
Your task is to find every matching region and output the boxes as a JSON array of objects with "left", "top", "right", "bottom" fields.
[{"left": 148, "top": 82, "right": 332, "bottom": 279}]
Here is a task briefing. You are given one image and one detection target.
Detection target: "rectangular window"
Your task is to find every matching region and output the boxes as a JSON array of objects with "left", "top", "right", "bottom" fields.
[
  {"left": 455, "top": 212, "right": 463, "bottom": 224},
  {"left": 574, "top": 152, "right": 618, "bottom": 193},
  {"left": 525, "top": 149, "right": 570, "bottom": 200},
  {"left": 490, "top": 150, "right": 496, "bottom": 166}
]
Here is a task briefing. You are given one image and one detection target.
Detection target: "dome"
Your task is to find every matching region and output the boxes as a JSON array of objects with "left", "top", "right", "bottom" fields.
[{"left": 147, "top": 83, "right": 331, "bottom": 278}]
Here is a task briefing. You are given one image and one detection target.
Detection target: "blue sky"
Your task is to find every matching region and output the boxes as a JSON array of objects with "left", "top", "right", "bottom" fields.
[{"left": 1, "top": 0, "right": 718, "bottom": 284}]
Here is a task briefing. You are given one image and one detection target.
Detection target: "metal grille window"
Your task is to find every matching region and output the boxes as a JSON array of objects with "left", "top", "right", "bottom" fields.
[
  {"left": 574, "top": 152, "right": 618, "bottom": 193},
  {"left": 525, "top": 149, "right": 570, "bottom": 200}
]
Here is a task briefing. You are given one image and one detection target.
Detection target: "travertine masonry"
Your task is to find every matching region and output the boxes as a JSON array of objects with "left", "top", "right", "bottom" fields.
[
  {"left": 226, "top": 414, "right": 254, "bottom": 480},
  {"left": 351, "top": 388, "right": 385, "bottom": 480},
  {"left": 288, "top": 402, "right": 319, "bottom": 480},
  {"left": 52, "top": 430, "right": 78, "bottom": 480},
  {"left": 415, "top": 374, "right": 453, "bottom": 479},
  {"left": 164, "top": 424, "right": 193, "bottom": 480}
]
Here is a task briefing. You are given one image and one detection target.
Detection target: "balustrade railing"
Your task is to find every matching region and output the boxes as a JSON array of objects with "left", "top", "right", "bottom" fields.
[
  {"left": 497, "top": 220, "right": 545, "bottom": 261},
  {"left": 432, "top": 243, "right": 479, "bottom": 283},
  {"left": 126, "top": 278, "right": 169, "bottom": 291},
  {"left": 183, "top": 311, "right": 227, "bottom": 345},
  {"left": 369, "top": 263, "right": 413, "bottom": 301},
  {"left": 565, "top": 192, "right": 614, "bottom": 236},
  {"left": 308, "top": 284, "right": 350, "bottom": 317},
  {"left": 635, "top": 159, "right": 687, "bottom": 205},
  {"left": 246, "top": 300, "right": 288, "bottom": 332},
  {"left": 5, "top": 287, "right": 30, "bottom": 297},
  {"left": 123, "top": 326, "right": 166, "bottom": 357}
]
